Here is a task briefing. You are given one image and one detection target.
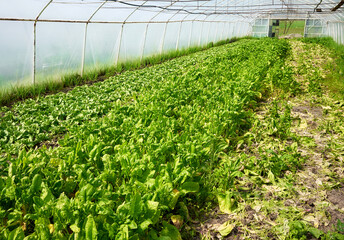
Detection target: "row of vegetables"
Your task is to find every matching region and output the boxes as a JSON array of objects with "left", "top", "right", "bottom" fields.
[{"left": 0, "top": 38, "right": 296, "bottom": 239}]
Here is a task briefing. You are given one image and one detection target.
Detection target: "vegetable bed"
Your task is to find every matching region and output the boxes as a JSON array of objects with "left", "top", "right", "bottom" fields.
[{"left": 0, "top": 38, "right": 294, "bottom": 239}]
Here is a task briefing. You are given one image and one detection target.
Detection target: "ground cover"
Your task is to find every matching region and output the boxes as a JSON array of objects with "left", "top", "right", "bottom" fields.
[
  {"left": 193, "top": 39, "right": 344, "bottom": 239},
  {"left": 0, "top": 38, "right": 295, "bottom": 239},
  {"left": 0, "top": 38, "right": 239, "bottom": 156},
  {"left": 0, "top": 38, "right": 237, "bottom": 107},
  {"left": 1, "top": 37, "right": 343, "bottom": 239}
]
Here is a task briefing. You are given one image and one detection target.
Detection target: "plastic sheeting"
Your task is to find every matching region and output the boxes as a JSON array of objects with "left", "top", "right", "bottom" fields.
[
  {"left": 0, "top": 0, "right": 343, "bottom": 89},
  {"left": 327, "top": 22, "right": 344, "bottom": 45},
  {"left": 305, "top": 19, "right": 327, "bottom": 38}
]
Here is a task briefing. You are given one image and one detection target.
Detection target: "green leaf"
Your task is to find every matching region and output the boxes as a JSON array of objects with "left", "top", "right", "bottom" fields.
[
  {"left": 337, "top": 219, "right": 344, "bottom": 232},
  {"left": 33, "top": 196, "right": 44, "bottom": 208},
  {"left": 308, "top": 227, "right": 323, "bottom": 238},
  {"left": 178, "top": 202, "right": 190, "bottom": 221},
  {"left": 128, "top": 221, "right": 137, "bottom": 230},
  {"left": 169, "top": 189, "right": 180, "bottom": 210},
  {"left": 217, "top": 192, "right": 236, "bottom": 214},
  {"left": 171, "top": 215, "right": 183, "bottom": 229},
  {"left": 70, "top": 224, "right": 80, "bottom": 233},
  {"left": 180, "top": 182, "right": 199, "bottom": 194},
  {"left": 147, "top": 201, "right": 159, "bottom": 211},
  {"left": 129, "top": 234, "right": 139, "bottom": 240},
  {"left": 8, "top": 163, "right": 16, "bottom": 178},
  {"left": 130, "top": 193, "right": 142, "bottom": 219},
  {"left": 218, "top": 221, "right": 235, "bottom": 237},
  {"left": 8, "top": 227, "right": 25, "bottom": 240},
  {"left": 140, "top": 219, "right": 153, "bottom": 231},
  {"left": 268, "top": 170, "right": 275, "bottom": 184},
  {"left": 41, "top": 186, "right": 55, "bottom": 203},
  {"left": 85, "top": 215, "right": 98, "bottom": 240},
  {"left": 159, "top": 222, "right": 182, "bottom": 240},
  {"left": 30, "top": 174, "right": 42, "bottom": 193}
]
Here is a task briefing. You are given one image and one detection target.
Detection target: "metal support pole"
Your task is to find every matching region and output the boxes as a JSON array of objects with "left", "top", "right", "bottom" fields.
[
  {"left": 116, "top": 24, "right": 124, "bottom": 65},
  {"left": 198, "top": 21, "right": 204, "bottom": 46},
  {"left": 188, "top": 21, "right": 194, "bottom": 48},
  {"left": 160, "top": 22, "right": 168, "bottom": 54},
  {"left": 80, "top": 1, "right": 107, "bottom": 76},
  {"left": 141, "top": 1, "right": 180, "bottom": 59},
  {"left": 33, "top": 23, "right": 37, "bottom": 85},
  {"left": 116, "top": 1, "right": 147, "bottom": 65},
  {"left": 214, "top": 22, "right": 219, "bottom": 42},
  {"left": 206, "top": 22, "right": 211, "bottom": 44},
  {"left": 232, "top": 23, "right": 235, "bottom": 37},
  {"left": 32, "top": 0, "right": 53, "bottom": 85},
  {"left": 176, "top": 21, "right": 183, "bottom": 50},
  {"left": 220, "top": 22, "right": 224, "bottom": 41},
  {"left": 81, "top": 23, "right": 88, "bottom": 76},
  {"left": 140, "top": 23, "right": 149, "bottom": 61},
  {"left": 304, "top": 19, "right": 308, "bottom": 37}
]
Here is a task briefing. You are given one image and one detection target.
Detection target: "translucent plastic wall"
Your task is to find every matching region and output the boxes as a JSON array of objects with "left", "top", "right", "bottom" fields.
[
  {"left": 1, "top": 0, "right": 344, "bottom": 89},
  {"left": 304, "top": 19, "right": 327, "bottom": 38},
  {"left": 327, "top": 22, "right": 344, "bottom": 45},
  {"left": 252, "top": 19, "right": 269, "bottom": 37},
  {"left": 0, "top": 0, "right": 251, "bottom": 89}
]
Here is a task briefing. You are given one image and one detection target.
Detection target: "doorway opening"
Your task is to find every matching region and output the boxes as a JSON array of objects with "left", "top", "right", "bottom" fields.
[{"left": 269, "top": 20, "right": 305, "bottom": 38}]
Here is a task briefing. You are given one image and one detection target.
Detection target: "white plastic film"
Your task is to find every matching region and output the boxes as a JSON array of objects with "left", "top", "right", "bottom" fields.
[
  {"left": 163, "top": 22, "right": 179, "bottom": 52},
  {"left": 35, "top": 22, "right": 84, "bottom": 82},
  {"left": 177, "top": 22, "right": 192, "bottom": 49},
  {"left": 0, "top": 21, "right": 33, "bottom": 88},
  {"left": 143, "top": 23, "right": 165, "bottom": 57},
  {"left": 39, "top": 1, "right": 103, "bottom": 21},
  {"left": 84, "top": 23, "right": 122, "bottom": 70},
  {"left": 0, "top": 0, "right": 50, "bottom": 19},
  {"left": 118, "top": 23, "right": 146, "bottom": 62}
]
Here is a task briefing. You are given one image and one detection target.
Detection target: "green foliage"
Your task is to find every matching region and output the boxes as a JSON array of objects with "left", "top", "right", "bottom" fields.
[
  {"left": 288, "top": 220, "right": 344, "bottom": 240},
  {"left": 0, "top": 38, "right": 295, "bottom": 238},
  {"left": 267, "top": 101, "right": 293, "bottom": 140},
  {"left": 0, "top": 37, "right": 241, "bottom": 107},
  {"left": 301, "top": 37, "right": 344, "bottom": 98}
]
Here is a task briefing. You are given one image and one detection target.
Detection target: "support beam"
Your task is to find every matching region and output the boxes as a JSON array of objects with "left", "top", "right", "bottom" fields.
[
  {"left": 33, "top": 0, "right": 53, "bottom": 85},
  {"left": 116, "top": 1, "right": 147, "bottom": 64},
  {"left": 81, "top": 1, "right": 107, "bottom": 76},
  {"left": 332, "top": 0, "right": 344, "bottom": 11}
]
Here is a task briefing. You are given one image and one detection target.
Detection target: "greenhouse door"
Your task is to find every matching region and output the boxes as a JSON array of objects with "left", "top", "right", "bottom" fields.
[{"left": 304, "top": 19, "right": 326, "bottom": 37}]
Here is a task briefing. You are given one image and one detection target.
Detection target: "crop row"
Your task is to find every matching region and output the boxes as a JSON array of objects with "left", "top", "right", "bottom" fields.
[{"left": 0, "top": 39, "right": 294, "bottom": 239}]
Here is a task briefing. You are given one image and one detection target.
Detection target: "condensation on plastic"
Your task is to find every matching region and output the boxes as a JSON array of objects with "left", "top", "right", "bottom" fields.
[
  {"left": 0, "top": 0, "right": 50, "bottom": 19},
  {"left": 143, "top": 23, "right": 165, "bottom": 56},
  {"left": 0, "top": 21, "right": 33, "bottom": 88},
  {"left": 35, "top": 22, "right": 84, "bottom": 83},
  {"left": 119, "top": 23, "right": 146, "bottom": 62},
  {"left": 84, "top": 23, "right": 122, "bottom": 69},
  {"left": 327, "top": 22, "right": 344, "bottom": 45},
  {"left": 39, "top": 1, "right": 102, "bottom": 21},
  {"left": 163, "top": 22, "right": 180, "bottom": 52}
]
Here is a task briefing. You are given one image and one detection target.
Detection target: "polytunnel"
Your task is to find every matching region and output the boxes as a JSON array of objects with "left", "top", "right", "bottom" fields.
[
  {"left": 2, "top": 1, "right": 344, "bottom": 239},
  {"left": 0, "top": 0, "right": 343, "bottom": 89}
]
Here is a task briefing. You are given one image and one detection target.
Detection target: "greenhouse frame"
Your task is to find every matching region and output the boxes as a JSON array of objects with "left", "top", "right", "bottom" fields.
[
  {"left": 2, "top": 1, "right": 344, "bottom": 239},
  {"left": 0, "top": 0, "right": 343, "bottom": 88}
]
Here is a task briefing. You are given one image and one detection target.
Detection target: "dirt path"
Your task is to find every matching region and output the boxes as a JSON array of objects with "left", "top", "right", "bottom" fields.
[{"left": 192, "top": 40, "right": 344, "bottom": 239}]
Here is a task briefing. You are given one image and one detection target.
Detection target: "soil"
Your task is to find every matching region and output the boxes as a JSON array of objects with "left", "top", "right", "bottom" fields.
[{"left": 192, "top": 40, "right": 344, "bottom": 239}]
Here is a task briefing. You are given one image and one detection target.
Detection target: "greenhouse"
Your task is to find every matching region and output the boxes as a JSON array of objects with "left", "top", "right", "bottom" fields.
[
  {"left": 1, "top": 0, "right": 344, "bottom": 87},
  {"left": 0, "top": 0, "right": 344, "bottom": 239}
]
